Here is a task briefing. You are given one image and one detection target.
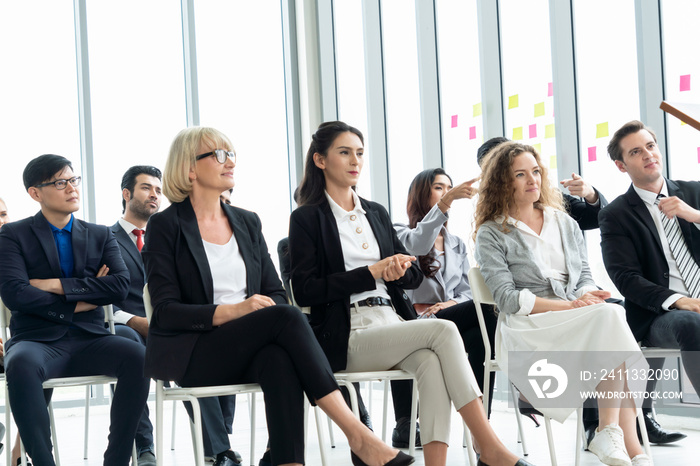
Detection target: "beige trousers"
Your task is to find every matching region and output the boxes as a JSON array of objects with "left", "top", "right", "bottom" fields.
[{"left": 344, "top": 314, "right": 482, "bottom": 444}]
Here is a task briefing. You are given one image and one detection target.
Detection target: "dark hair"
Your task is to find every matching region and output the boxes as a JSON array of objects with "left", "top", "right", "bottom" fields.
[
  {"left": 407, "top": 168, "right": 452, "bottom": 278},
  {"left": 607, "top": 120, "right": 657, "bottom": 163},
  {"left": 477, "top": 137, "right": 510, "bottom": 168},
  {"left": 23, "top": 154, "right": 73, "bottom": 190},
  {"left": 297, "top": 121, "right": 364, "bottom": 206},
  {"left": 120, "top": 165, "right": 162, "bottom": 213}
]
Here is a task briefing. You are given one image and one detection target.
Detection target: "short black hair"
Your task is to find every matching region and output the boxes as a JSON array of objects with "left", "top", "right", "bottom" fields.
[
  {"left": 477, "top": 137, "right": 510, "bottom": 168},
  {"left": 23, "top": 154, "right": 73, "bottom": 191},
  {"left": 121, "top": 165, "right": 162, "bottom": 213}
]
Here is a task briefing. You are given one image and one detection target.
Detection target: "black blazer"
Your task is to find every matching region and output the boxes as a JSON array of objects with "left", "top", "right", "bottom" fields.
[
  {"left": 111, "top": 222, "right": 147, "bottom": 318},
  {"left": 288, "top": 197, "right": 423, "bottom": 372},
  {"left": 599, "top": 179, "right": 700, "bottom": 340},
  {"left": 142, "top": 197, "right": 287, "bottom": 382},
  {"left": 564, "top": 188, "right": 608, "bottom": 231},
  {"left": 0, "top": 212, "right": 129, "bottom": 350}
]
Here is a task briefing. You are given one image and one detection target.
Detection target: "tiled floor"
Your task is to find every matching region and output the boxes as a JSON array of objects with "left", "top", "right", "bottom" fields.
[{"left": 4, "top": 386, "right": 699, "bottom": 466}]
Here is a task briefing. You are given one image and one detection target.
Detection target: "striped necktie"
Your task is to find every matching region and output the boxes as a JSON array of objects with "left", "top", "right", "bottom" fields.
[{"left": 655, "top": 194, "right": 700, "bottom": 298}]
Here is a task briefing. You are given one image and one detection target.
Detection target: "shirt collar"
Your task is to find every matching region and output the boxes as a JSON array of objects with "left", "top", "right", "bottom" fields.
[
  {"left": 633, "top": 179, "right": 668, "bottom": 207},
  {"left": 119, "top": 217, "right": 145, "bottom": 234},
  {"left": 48, "top": 214, "right": 74, "bottom": 233},
  {"left": 325, "top": 189, "right": 365, "bottom": 220}
]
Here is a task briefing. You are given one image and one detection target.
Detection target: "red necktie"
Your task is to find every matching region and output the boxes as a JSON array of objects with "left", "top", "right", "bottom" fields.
[{"left": 132, "top": 229, "right": 144, "bottom": 252}]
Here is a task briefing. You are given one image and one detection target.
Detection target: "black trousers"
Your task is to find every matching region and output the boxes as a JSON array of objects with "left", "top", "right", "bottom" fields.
[
  {"left": 391, "top": 300, "right": 498, "bottom": 420},
  {"left": 179, "top": 305, "right": 339, "bottom": 466},
  {"left": 5, "top": 328, "right": 150, "bottom": 466}
]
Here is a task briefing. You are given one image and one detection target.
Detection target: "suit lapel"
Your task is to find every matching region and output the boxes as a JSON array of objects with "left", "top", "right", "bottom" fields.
[
  {"left": 624, "top": 184, "right": 663, "bottom": 251},
  {"left": 112, "top": 223, "right": 145, "bottom": 275},
  {"left": 363, "top": 200, "right": 390, "bottom": 259},
  {"left": 31, "top": 212, "right": 63, "bottom": 278},
  {"left": 318, "top": 200, "right": 346, "bottom": 273},
  {"left": 71, "top": 218, "right": 88, "bottom": 277},
  {"left": 178, "top": 198, "right": 214, "bottom": 303}
]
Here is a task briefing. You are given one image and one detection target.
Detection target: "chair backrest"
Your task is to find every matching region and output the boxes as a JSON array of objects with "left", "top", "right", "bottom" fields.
[
  {"left": 0, "top": 298, "right": 11, "bottom": 344},
  {"left": 143, "top": 284, "right": 154, "bottom": 324},
  {"left": 467, "top": 267, "right": 496, "bottom": 306},
  {"left": 289, "top": 281, "right": 311, "bottom": 315}
]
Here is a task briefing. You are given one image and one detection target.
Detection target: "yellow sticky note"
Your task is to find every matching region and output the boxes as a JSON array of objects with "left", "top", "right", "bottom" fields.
[
  {"left": 681, "top": 120, "right": 687, "bottom": 126},
  {"left": 596, "top": 122, "right": 609, "bottom": 138},
  {"left": 508, "top": 94, "right": 519, "bottom": 109},
  {"left": 550, "top": 155, "right": 557, "bottom": 169},
  {"left": 473, "top": 103, "right": 482, "bottom": 117},
  {"left": 513, "top": 127, "right": 523, "bottom": 140},
  {"left": 545, "top": 124, "right": 555, "bottom": 138},
  {"left": 534, "top": 102, "right": 545, "bottom": 117},
  {"left": 533, "top": 143, "right": 542, "bottom": 155}
]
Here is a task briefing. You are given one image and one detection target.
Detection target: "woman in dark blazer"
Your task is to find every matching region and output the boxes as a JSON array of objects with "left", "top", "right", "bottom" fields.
[
  {"left": 288, "top": 121, "right": 531, "bottom": 466},
  {"left": 143, "top": 127, "right": 411, "bottom": 466}
]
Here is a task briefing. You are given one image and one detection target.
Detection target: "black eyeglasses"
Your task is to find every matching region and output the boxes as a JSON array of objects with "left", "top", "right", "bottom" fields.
[
  {"left": 35, "top": 176, "right": 82, "bottom": 190},
  {"left": 195, "top": 149, "right": 236, "bottom": 164}
]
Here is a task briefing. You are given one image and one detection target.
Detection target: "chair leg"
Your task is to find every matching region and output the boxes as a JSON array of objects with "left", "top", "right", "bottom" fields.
[
  {"left": 463, "top": 422, "right": 477, "bottom": 466},
  {"left": 5, "top": 382, "right": 12, "bottom": 466},
  {"left": 327, "top": 414, "right": 336, "bottom": 448},
  {"left": 84, "top": 385, "right": 90, "bottom": 459},
  {"left": 510, "top": 384, "right": 528, "bottom": 456},
  {"left": 185, "top": 395, "right": 205, "bottom": 466},
  {"left": 171, "top": 399, "right": 177, "bottom": 451},
  {"left": 381, "top": 380, "right": 390, "bottom": 443},
  {"left": 155, "top": 381, "right": 165, "bottom": 466},
  {"left": 49, "top": 400, "right": 60, "bottom": 466},
  {"left": 544, "top": 416, "right": 557, "bottom": 466},
  {"left": 575, "top": 407, "right": 583, "bottom": 466},
  {"left": 314, "top": 404, "right": 329, "bottom": 466},
  {"left": 132, "top": 442, "right": 138, "bottom": 466},
  {"left": 408, "top": 380, "right": 418, "bottom": 458},
  {"left": 637, "top": 408, "right": 653, "bottom": 460},
  {"left": 250, "top": 393, "right": 257, "bottom": 466}
]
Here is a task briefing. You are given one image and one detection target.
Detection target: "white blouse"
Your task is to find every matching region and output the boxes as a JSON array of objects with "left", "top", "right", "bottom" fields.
[{"left": 203, "top": 234, "right": 248, "bottom": 306}]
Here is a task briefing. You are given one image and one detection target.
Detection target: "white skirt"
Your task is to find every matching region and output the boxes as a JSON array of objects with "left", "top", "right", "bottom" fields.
[{"left": 496, "top": 302, "right": 648, "bottom": 423}]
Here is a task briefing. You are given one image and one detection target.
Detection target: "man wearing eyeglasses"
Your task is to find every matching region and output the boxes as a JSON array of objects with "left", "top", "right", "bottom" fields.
[{"left": 0, "top": 154, "right": 150, "bottom": 466}]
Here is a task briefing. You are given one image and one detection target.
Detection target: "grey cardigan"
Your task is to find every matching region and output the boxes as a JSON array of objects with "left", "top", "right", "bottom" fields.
[
  {"left": 474, "top": 209, "right": 596, "bottom": 315},
  {"left": 394, "top": 203, "right": 472, "bottom": 304}
]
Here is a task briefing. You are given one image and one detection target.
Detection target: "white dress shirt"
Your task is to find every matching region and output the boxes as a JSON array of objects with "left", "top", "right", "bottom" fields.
[
  {"left": 633, "top": 181, "right": 700, "bottom": 309},
  {"left": 113, "top": 218, "right": 146, "bottom": 325}
]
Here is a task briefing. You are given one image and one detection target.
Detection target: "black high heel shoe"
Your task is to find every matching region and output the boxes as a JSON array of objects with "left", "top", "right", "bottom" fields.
[
  {"left": 477, "top": 459, "right": 535, "bottom": 466},
  {"left": 350, "top": 450, "right": 415, "bottom": 466},
  {"left": 517, "top": 398, "right": 542, "bottom": 427}
]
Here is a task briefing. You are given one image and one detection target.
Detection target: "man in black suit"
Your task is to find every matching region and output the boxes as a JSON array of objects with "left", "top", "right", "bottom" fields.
[
  {"left": 600, "top": 120, "right": 700, "bottom": 440},
  {"left": 477, "top": 136, "right": 608, "bottom": 229},
  {"left": 112, "top": 166, "right": 239, "bottom": 464},
  {"left": 0, "top": 154, "right": 150, "bottom": 466}
]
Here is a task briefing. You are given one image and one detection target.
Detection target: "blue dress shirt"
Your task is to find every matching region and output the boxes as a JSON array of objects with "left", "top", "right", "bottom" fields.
[{"left": 49, "top": 215, "right": 74, "bottom": 278}]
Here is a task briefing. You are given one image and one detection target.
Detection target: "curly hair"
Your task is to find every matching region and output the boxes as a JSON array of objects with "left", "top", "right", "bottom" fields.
[
  {"left": 474, "top": 142, "right": 563, "bottom": 237},
  {"left": 406, "top": 168, "right": 452, "bottom": 278}
]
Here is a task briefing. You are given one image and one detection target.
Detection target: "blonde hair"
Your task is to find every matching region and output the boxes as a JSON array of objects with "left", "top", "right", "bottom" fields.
[
  {"left": 474, "top": 142, "right": 563, "bottom": 237},
  {"left": 163, "top": 127, "right": 234, "bottom": 203}
]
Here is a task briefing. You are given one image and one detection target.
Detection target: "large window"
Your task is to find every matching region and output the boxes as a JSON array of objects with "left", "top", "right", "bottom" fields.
[
  {"left": 87, "top": 0, "right": 186, "bottom": 225},
  {"left": 573, "top": 0, "right": 639, "bottom": 293},
  {"left": 381, "top": 0, "right": 424, "bottom": 223},
  {"left": 662, "top": 0, "right": 700, "bottom": 181},
  {"left": 196, "top": 1, "right": 291, "bottom": 262},
  {"left": 436, "top": 0, "right": 483, "bottom": 243},
  {"left": 0, "top": 1, "right": 82, "bottom": 220},
  {"left": 500, "top": 0, "right": 557, "bottom": 183},
  {"left": 334, "top": 0, "right": 372, "bottom": 199}
]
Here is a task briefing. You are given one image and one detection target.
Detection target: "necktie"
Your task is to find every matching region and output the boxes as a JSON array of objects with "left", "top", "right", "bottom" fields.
[
  {"left": 655, "top": 194, "right": 700, "bottom": 298},
  {"left": 132, "top": 229, "right": 144, "bottom": 252}
]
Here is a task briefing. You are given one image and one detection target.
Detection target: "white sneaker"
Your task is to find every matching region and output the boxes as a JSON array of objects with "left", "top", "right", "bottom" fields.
[
  {"left": 588, "top": 424, "right": 632, "bottom": 466},
  {"left": 631, "top": 454, "right": 652, "bottom": 466}
]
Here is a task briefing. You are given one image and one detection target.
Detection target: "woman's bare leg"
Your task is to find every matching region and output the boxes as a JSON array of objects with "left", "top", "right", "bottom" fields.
[
  {"left": 458, "top": 398, "right": 520, "bottom": 466},
  {"left": 422, "top": 441, "right": 448, "bottom": 466},
  {"left": 316, "top": 389, "right": 400, "bottom": 466}
]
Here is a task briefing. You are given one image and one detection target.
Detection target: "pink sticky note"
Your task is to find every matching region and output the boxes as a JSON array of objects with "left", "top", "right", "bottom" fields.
[
  {"left": 680, "top": 75, "right": 691, "bottom": 92},
  {"left": 529, "top": 124, "right": 537, "bottom": 138},
  {"left": 547, "top": 82, "right": 553, "bottom": 97},
  {"left": 469, "top": 126, "right": 477, "bottom": 140},
  {"left": 697, "top": 147, "right": 700, "bottom": 164},
  {"left": 588, "top": 146, "right": 597, "bottom": 162},
  {"left": 451, "top": 115, "right": 458, "bottom": 128}
]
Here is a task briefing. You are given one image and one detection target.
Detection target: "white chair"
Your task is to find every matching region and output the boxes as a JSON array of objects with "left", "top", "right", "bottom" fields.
[
  {"left": 0, "top": 299, "right": 137, "bottom": 466},
  {"left": 469, "top": 266, "right": 653, "bottom": 465}
]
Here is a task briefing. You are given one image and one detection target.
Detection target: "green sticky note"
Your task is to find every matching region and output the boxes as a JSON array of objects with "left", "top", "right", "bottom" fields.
[
  {"left": 545, "top": 124, "right": 555, "bottom": 139},
  {"left": 596, "top": 122, "right": 609, "bottom": 138},
  {"left": 513, "top": 127, "right": 523, "bottom": 140},
  {"left": 533, "top": 143, "right": 542, "bottom": 155},
  {"left": 473, "top": 103, "right": 482, "bottom": 117},
  {"left": 550, "top": 155, "right": 557, "bottom": 169},
  {"left": 534, "top": 102, "right": 545, "bottom": 117},
  {"left": 508, "top": 94, "right": 519, "bottom": 109}
]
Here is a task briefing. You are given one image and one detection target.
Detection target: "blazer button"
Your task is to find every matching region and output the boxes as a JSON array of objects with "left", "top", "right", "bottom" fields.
[
  {"left": 322, "top": 332, "right": 330, "bottom": 339},
  {"left": 59, "top": 314, "right": 64, "bottom": 319},
  {"left": 403, "top": 293, "right": 408, "bottom": 300},
  {"left": 663, "top": 272, "right": 669, "bottom": 278}
]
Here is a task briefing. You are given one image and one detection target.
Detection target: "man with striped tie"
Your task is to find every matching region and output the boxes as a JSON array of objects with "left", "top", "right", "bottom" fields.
[{"left": 600, "top": 120, "right": 700, "bottom": 404}]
